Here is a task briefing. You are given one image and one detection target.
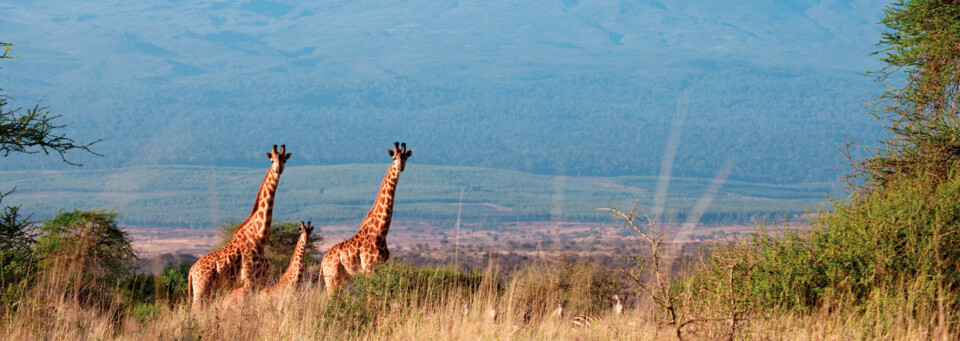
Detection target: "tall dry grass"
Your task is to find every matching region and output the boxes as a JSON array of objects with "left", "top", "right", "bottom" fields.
[{"left": 2, "top": 258, "right": 955, "bottom": 340}]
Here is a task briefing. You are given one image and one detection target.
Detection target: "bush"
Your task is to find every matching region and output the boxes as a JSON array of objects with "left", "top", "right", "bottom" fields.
[
  {"left": 692, "top": 169, "right": 960, "bottom": 319},
  {"left": 33, "top": 209, "right": 137, "bottom": 305},
  {"left": 215, "top": 220, "right": 322, "bottom": 278},
  {"left": 0, "top": 205, "right": 37, "bottom": 312},
  {"left": 120, "top": 274, "right": 155, "bottom": 305},
  {"left": 157, "top": 263, "right": 190, "bottom": 304},
  {"left": 126, "top": 302, "right": 163, "bottom": 326}
]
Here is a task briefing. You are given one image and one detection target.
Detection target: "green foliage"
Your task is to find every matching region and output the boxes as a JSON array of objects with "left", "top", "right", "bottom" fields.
[
  {"left": 157, "top": 263, "right": 190, "bottom": 304},
  {"left": 126, "top": 302, "right": 163, "bottom": 326},
  {"left": 0, "top": 40, "right": 100, "bottom": 311},
  {"left": 120, "top": 273, "right": 155, "bottom": 304},
  {"left": 0, "top": 205, "right": 37, "bottom": 303},
  {"left": 854, "top": 0, "right": 960, "bottom": 191},
  {"left": 1, "top": 42, "right": 11, "bottom": 59},
  {"left": 34, "top": 209, "right": 137, "bottom": 302},
  {"left": 215, "top": 220, "right": 322, "bottom": 278},
  {"left": 693, "top": 169, "right": 960, "bottom": 318},
  {"left": 683, "top": 2, "right": 960, "bottom": 333},
  {"left": 322, "top": 262, "right": 484, "bottom": 333}
]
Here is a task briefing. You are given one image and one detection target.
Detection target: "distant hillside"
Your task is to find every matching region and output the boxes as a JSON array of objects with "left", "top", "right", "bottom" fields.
[
  {"left": 0, "top": 164, "right": 830, "bottom": 228},
  {"left": 0, "top": 0, "right": 888, "bottom": 184}
]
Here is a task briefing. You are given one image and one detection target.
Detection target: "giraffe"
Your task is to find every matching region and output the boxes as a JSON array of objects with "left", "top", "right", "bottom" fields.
[
  {"left": 571, "top": 294, "right": 624, "bottom": 327},
  {"left": 319, "top": 142, "right": 412, "bottom": 294},
  {"left": 264, "top": 221, "right": 314, "bottom": 295},
  {"left": 554, "top": 299, "right": 567, "bottom": 323},
  {"left": 188, "top": 144, "right": 292, "bottom": 311}
]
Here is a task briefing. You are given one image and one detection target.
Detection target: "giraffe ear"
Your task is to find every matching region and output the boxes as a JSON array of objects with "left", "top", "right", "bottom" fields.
[
  {"left": 284, "top": 152, "right": 293, "bottom": 160},
  {"left": 265, "top": 152, "right": 272, "bottom": 159},
  {"left": 388, "top": 149, "right": 395, "bottom": 157},
  {"left": 405, "top": 150, "right": 413, "bottom": 158}
]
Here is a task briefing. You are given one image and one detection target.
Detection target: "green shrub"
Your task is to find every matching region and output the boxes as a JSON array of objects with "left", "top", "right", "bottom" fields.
[
  {"left": 120, "top": 274, "right": 155, "bottom": 305},
  {"left": 126, "top": 302, "right": 163, "bottom": 326},
  {"left": 157, "top": 263, "right": 190, "bottom": 304},
  {"left": 0, "top": 205, "right": 38, "bottom": 313},
  {"left": 34, "top": 209, "right": 137, "bottom": 306},
  {"left": 693, "top": 170, "right": 960, "bottom": 317},
  {"left": 216, "top": 220, "right": 322, "bottom": 278}
]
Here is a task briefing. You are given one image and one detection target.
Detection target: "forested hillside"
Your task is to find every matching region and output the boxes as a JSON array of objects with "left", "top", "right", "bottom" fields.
[
  {"left": 0, "top": 0, "right": 887, "bottom": 184},
  {"left": 2, "top": 66, "right": 881, "bottom": 184},
  {"left": 0, "top": 164, "right": 829, "bottom": 227}
]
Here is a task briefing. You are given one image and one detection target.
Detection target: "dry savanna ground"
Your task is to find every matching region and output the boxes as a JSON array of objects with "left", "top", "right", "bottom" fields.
[
  {"left": 4, "top": 270, "right": 948, "bottom": 340},
  {"left": 128, "top": 220, "right": 761, "bottom": 261}
]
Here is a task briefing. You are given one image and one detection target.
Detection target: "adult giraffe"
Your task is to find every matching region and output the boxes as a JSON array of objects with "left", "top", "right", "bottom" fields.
[
  {"left": 188, "top": 145, "right": 292, "bottom": 311},
  {"left": 319, "top": 142, "right": 412, "bottom": 294}
]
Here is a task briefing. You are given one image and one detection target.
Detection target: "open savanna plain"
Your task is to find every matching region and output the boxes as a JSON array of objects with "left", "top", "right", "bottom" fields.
[
  {"left": 10, "top": 164, "right": 945, "bottom": 340},
  {"left": 0, "top": 164, "right": 830, "bottom": 228}
]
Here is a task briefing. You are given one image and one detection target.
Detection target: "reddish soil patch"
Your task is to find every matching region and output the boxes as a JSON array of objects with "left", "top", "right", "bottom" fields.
[{"left": 126, "top": 220, "right": 780, "bottom": 259}]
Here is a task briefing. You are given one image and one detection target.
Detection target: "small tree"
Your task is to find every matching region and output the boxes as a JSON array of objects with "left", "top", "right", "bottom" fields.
[
  {"left": 215, "top": 220, "right": 323, "bottom": 278},
  {"left": 34, "top": 210, "right": 137, "bottom": 303},
  {"left": 0, "top": 205, "right": 35, "bottom": 308},
  {"left": 851, "top": 1, "right": 960, "bottom": 192},
  {"left": 0, "top": 41, "right": 100, "bottom": 308}
]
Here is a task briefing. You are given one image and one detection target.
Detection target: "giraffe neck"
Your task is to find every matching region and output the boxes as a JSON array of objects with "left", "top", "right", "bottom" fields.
[
  {"left": 359, "top": 160, "right": 402, "bottom": 238},
  {"left": 280, "top": 232, "right": 309, "bottom": 281},
  {"left": 234, "top": 166, "right": 281, "bottom": 245}
]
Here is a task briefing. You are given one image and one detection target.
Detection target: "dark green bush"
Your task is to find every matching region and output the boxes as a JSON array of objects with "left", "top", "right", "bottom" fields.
[
  {"left": 216, "top": 220, "right": 322, "bottom": 278},
  {"left": 0, "top": 205, "right": 37, "bottom": 312},
  {"left": 693, "top": 169, "right": 960, "bottom": 316},
  {"left": 157, "top": 263, "right": 190, "bottom": 304}
]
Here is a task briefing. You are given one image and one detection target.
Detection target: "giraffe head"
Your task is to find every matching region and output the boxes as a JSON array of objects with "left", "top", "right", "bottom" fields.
[
  {"left": 299, "top": 221, "right": 314, "bottom": 235},
  {"left": 613, "top": 294, "right": 623, "bottom": 315},
  {"left": 265, "top": 144, "right": 293, "bottom": 174},
  {"left": 387, "top": 142, "right": 413, "bottom": 172}
]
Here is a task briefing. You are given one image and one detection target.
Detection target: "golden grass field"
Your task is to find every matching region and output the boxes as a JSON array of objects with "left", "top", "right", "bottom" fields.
[{"left": 3, "top": 271, "right": 951, "bottom": 341}]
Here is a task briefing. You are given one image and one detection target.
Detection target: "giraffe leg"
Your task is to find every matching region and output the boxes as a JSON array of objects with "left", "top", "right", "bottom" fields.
[
  {"left": 189, "top": 267, "right": 211, "bottom": 313},
  {"left": 225, "top": 287, "right": 248, "bottom": 307},
  {"left": 222, "top": 255, "right": 254, "bottom": 306},
  {"left": 324, "top": 263, "right": 349, "bottom": 295}
]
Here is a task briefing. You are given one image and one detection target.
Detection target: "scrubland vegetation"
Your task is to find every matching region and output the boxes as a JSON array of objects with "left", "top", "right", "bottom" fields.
[{"left": 2, "top": 0, "right": 960, "bottom": 339}]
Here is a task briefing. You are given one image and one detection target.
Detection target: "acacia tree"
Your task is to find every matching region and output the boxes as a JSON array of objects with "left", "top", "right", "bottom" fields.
[
  {"left": 34, "top": 210, "right": 136, "bottom": 303},
  {"left": 216, "top": 220, "right": 323, "bottom": 278},
  {"left": 0, "top": 42, "right": 101, "bottom": 303},
  {"left": 850, "top": 1, "right": 960, "bottom": 192},
  {"left": 0, "top": 42, "right": 99, "bottom": 164}
]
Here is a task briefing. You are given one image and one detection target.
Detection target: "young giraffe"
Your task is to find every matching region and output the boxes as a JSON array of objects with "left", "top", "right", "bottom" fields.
[
  {"left": 571, "top": 294, "right": 624, "bottom": 327},
  {"left": 188, "top": 145, "right": 292, "bottom": 311},
  {"left": 319, "top": 142, "right": 412, "bottom": 294},
  {"left": 264, "top": 221, "right": 314, "bottom": 295}
]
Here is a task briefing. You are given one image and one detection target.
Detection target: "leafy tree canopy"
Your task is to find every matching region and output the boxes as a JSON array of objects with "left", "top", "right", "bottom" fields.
[
  {"left": 35, "top": 209, "right": 137, "bottom": 281},
  {"left": 216, "top": 220, "right": 323, "bottom": 277},
  {"left": 854, "top": 0, "right": 960, "bottom": 192}
]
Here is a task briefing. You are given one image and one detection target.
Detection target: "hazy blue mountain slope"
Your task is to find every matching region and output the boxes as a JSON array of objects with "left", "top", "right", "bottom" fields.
[
  {"left": 0, "top": 0, "right": 889, "bottom": 185},
  {"left": 0, "top": 164, "right": 830, "bottom": 227}
]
